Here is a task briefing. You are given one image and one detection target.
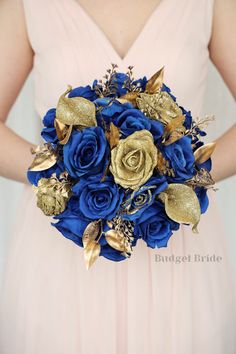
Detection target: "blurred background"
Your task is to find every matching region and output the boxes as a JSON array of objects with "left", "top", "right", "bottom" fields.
[{"left": 0, "top": 62, "right": 235, "bottom": 285}]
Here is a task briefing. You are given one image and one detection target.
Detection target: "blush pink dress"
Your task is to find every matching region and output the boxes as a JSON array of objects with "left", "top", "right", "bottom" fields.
[{"left": 0, "top": 0, "right": 236, "bottom": 353}]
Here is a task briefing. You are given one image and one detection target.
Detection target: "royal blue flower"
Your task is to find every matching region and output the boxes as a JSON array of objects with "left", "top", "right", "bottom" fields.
[
  {"left": 70, "top": 177, "right": 124, "bottom": 221},
  {"left": 100, "top": 244, "right": 127, "bottom": 262},
  {"left": 111, "top": 72, "right": 129, "bottom": 96},
  {"left": 114, "top": 108, "right": 164, "bottom": 141},
  {"left": 41, "top": 108, "right": 58, "bottom": 143},
  {"left": 68, "top": 85, "right": 97, "bottom": 101},
  {"left": 122, "top": 175, "right": 168, "bottom": 221},
  {"left": 95, "top": 98, "right": 133, "bottom": 126},
  {"left": 52, "top": 211, "right": 89, "bottom": 247},
  {"left": 27, "top": 160, "right": 64, "bottom": 186},
  {"left": 195, "top": 187, "right": 209, "bottom": 214},
  {"left": 162, "top": 136, "right": 195, "bottom": 182},
  {"left": 134, "top": 201, "right": 179, "bottom": 248},
  {"left": 63, "top": 127, "right": 109, "bottom": 180}
]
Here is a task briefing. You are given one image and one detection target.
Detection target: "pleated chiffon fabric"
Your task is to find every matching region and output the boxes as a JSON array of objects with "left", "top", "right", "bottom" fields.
[{"left": 0, "top": 1, "right": 236, "bottom": 353}]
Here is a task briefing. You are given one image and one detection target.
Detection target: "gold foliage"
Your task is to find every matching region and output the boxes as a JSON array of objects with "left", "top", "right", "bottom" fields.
[
  {"left": 82, "top": 220, "right": 102, "bottom": 269},
  {"left": 194, "top": 142, "right": 216, "bottom": 165},
  {"left": 83, "top": 240, "right": 101, "bottom": 270},
  {"left": 145, "top": 67, "right": 164, "bottom": 94},
  {"left": 28, "top": 144, "right": 57, "bottom": 172},
  {"left": 163, "top": 115, "right": 186, "bottom": 145},
  {"left": 105, "top": 122, "right": 120, "bottom": 149}
]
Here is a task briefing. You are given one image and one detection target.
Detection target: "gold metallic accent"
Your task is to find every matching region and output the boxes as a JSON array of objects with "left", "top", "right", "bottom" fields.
[
  {"left": 56, "top": 86, "right": 97, "bottom": 127},
  {"left": 163, "top": 115, "right": 186, "bottom": 145},
  {"left": 119, "top": 92, "right": 139, "bottom": 106},
  {"left": 28, "top": 144, "right": 57, "bottom": 172},
  {"left": 158, "top": 184, "right": 201, "bottom": 233},
  {"left": 83, "top": 240, "right": 101, "bottom": 270},
  {"left": 105, "top": 122, "right": 120, "bottom": 150},
  {"left": 185, "top": 168, "right": 215, "bottom": 189},
  {"left": 145, "top": 67, "right": 164, "bottom": 94},
  {"left": 194, "top": 142, "right": 216, "bottom": 165},
  {"left": 136, "top": 91, "right": 182, "bottom": 124},
  {"left": 33, "top": 174, "right": 71, "bottom": 216}
]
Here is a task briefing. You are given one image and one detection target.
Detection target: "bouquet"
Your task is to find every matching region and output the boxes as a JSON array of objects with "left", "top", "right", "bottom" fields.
[{"left": 28, "top": 65, "right": 216, "bottom": 269}]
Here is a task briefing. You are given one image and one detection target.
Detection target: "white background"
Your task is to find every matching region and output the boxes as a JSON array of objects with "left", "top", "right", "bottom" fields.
[{"left": 0, "top": 63, "right": 236, "bottom": 285}]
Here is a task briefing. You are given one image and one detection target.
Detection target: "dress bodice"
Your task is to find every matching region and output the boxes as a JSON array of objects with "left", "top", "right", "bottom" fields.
[{"left": 22, "top": 0, "right": 214, "bottom": 118}]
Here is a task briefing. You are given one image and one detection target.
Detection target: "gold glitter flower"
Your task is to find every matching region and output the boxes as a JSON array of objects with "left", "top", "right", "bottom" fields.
[
  {"left": 34, "top": 174, "right": 71, "bottom": 216},
  {"left": 110, "top": 130, "right": 157, "bottom": 190}
]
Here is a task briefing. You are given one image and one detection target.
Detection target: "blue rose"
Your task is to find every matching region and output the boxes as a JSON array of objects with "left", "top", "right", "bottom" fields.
[
  {"left": 162, "top": 136, "right": 195, "bottom": 182},
  {"left": 70, "top": 177, "right": 124, "bottom": 221},
  {"left": 63, "top": 127, "right": 109, "bottom": 180},
  {"left": 95, "top": 98, "right": 133, "bottom": 126},
  {"left": 41, "top": 108, "right": 58, "bottom": 143},
  {"left": 114, "top": 108, "right": 164, "bottom": 141},
  {"left": 111, "top": 72, "right": 129, "bottom": 96},
  {"left": 195, "top": 187, "right": 209, "bottom": 214},
  {"left": 52, "top": 210, "right": 89, "bottom": 247},
  {"left": 122, "top": 175, "right": 168, "bottom": 221},
  {"left": 100, "top": 244, "right": 127, "bottom": 262},
  {"left": 161, "top": 84, "right": 177, "bottom": 102},
  {"left": 27, "top": 160, "right": 64, "bottom": 186},
  {"left": 68, "top": 85, "right": 97, "bottom": 101},
  {"left": 132, "top": 76, "right": 147, "bottom": 91},
  {"left": 134, "top": 201, "right": 180, "bottom": 248}
]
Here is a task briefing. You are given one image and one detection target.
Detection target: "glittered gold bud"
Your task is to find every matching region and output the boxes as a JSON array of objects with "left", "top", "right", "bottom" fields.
[
  {"left": 56, "top": 86, "right": 97, "bottom": 127},
  {"left": 110, "top": 130, "right": 157, "bottom": 190},
  {"left": 158, "top": 184, "right": 201, "bottom": 233},
  {"left": 34, "top": 174, "right": 72, "bottom": 216}
]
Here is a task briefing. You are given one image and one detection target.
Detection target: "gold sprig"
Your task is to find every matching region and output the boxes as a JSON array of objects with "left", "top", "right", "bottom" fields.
[
  {"left": 155, "top": 149, "right": 175, "bottom": 177},
  {"left": 105, "top": 217, "right": 134, "bottom": 257},
  {"left": 186, "top": 115, "right": 215, "bottom": 139},
  {"left": 93, "top": 63, "right": 119, "bottom": 97}
]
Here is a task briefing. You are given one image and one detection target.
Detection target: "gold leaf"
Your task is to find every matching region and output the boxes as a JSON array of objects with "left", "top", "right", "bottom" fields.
[
  {"left": 54, "top": 119, "right": 66, "bottom": 141},
  {"left": 54, "top": 119, "right": 73, "bottom": 145},
  {"left": 28, "top": 145, "right": 57, "bottom": 171},
  {"left": 56, "top": 86, "right": 97, "bottom": 126},
  {"left": 84, "top": 240, "right": 101, "bottom": 270},
  {"left": 115, "top": 98, "right": 130, "bottom": 104},
  {"left": 59, "top": 125, "right": 73, "bottom": 145},
  {"left": 106, "top": 122, "right": 120, "bottom": 149},
  {"left": 194, "top": 142, "right": 216, "bottom": 165},
  {"left": 156, "top": 149, "right": 175, "bottom": 177},
  {"left": 82, "top": 220, "right": 101, "bottom": 248},
  {"left": 119, "top": 92, "right": 139, "bottom": 107},
  {"left": 145, "top": 67, "right": 164, "bottom": 94},
  {"left": 105, "top": 230, "right": 132, "bottom": 252},
  {"left": 163, "top": 115, "right": 186, "bottom": 145},
  {"left": 158, "top": 184, "right": 201, "bottom": 233}
]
